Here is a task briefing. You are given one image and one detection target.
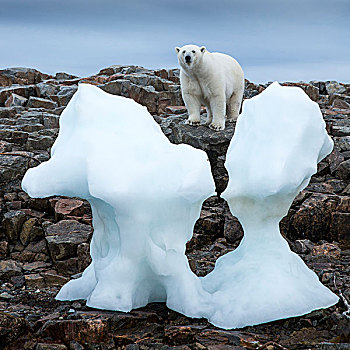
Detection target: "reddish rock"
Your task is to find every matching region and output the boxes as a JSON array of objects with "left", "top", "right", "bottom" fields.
[
  {"left": 166, "top": 105, "right": 187, "bottom": 115},
  {"left": 4, "top": 93, "right": 27, "bottom": 107},
  {"left": 54, "top": 198, "right": 85, "bottom": 219},
  {"left": 41, "top": 317, "right": 109, "bottom": 344}
]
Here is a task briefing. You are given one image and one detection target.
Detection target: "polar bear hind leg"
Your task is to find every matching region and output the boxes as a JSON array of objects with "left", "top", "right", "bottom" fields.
[
  {"left": 204, "top": 105, "right": 213, "bottom": 125},
  {"left": 227, "top": 91, "right": 243, "bottom": 122}
]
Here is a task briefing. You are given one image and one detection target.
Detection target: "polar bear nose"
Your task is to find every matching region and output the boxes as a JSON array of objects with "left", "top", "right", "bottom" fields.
[{"left": 185, "top": 55, "right": 191, "bottom": 62}]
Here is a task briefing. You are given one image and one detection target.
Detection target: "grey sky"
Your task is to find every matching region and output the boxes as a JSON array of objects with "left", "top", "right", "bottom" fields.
[{"left": 0, "top": 0, "right": 349, "bottom": 83}]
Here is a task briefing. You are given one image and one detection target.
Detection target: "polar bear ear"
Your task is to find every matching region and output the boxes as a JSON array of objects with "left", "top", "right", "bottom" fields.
[
  {"left": 175, "top": 47, "right": 180, "bottom": 53},
  {"left": 200, "top": 46, "right": 206, "bottom": 53}
]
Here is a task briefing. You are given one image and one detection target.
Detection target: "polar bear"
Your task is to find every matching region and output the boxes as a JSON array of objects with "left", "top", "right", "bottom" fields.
[{"left": 175, "top": 44, "right": 244, "bottom": 131}]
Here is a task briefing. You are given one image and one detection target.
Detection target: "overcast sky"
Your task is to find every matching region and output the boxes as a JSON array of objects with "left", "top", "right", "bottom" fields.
[{"left": 0, "top": 0, "right": 349, "bottom": 83}]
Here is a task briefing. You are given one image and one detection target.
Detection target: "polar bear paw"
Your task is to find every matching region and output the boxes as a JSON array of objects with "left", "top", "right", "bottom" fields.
[
  {"left": 185, "top": 119, "right": 200, "bottom": 126},
  {"left": 209, "top": 122, "right": 225, "bottom": 131}
]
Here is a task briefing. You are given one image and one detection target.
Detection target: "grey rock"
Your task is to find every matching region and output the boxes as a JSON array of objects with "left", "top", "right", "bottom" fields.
[
  {"left": 55, "top": 72, "right": 78, "bottom": 80},
  {"left": 161, "top": 114, "right": 235, "bottom": 194},
  {"left": 334, "top": 136, "right": 350, "bottom": 152},
  {"left": 2, "top": 210, "right": 27, "bottom": 242},
  {"left": 335, "top": 159, "right": 350, "bottom": 181},
  {"left": 332, "top": 125, "right": 350, "bottom": 137},
  {"left": 54, "top": 85, "right": 77, "bottom": 106},
  {"left": 35, "top": 82, "right": 59, "bottom": 98},
  {"left": 0, "top": 153, "right": 31, "bottom": 181},
  {"left": 45, "top": 220, "right": 92, "bottom": 261},
  {"left": 0, "top": 259, "right": 22, "bottom": 278},
  {"left": 326, "top": 81, "right": 346, "bottom": 95}
]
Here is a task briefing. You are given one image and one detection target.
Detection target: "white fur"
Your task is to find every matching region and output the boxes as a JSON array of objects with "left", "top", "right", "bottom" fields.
[{"left": 175, "top": 45, "right": 244, "bottom": 130}]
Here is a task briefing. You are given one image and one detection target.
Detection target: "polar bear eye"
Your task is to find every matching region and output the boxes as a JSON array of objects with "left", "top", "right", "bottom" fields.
[
  {"left": 192, "top": 50, "right": 195, "bottom": 53},
  {"left": 182, "top": 50, "right": 186, "bottom": 54}
]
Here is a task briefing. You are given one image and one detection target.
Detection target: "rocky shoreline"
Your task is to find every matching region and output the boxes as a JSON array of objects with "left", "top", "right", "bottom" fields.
[{"left": 0, "top": 66, "right": 349, "bottom": 349}]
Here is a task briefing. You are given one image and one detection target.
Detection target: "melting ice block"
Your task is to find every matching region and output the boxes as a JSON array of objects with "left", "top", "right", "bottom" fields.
[
  {"left": 22, "top": 83, "right": 215, "bottom": 318},
  {"left": 202, "top": 82, "right": 339, "bottom": 329}
]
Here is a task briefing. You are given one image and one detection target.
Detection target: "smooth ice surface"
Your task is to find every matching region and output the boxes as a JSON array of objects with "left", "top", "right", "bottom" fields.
[
  {"left": 22, "top": 83, "right": 216, "bottom": 318},
  {"left": 202, "top": 82, "right": 339, "bottom": 329}
]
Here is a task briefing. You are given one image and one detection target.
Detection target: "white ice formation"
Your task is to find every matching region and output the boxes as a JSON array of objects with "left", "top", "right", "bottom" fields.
[
  {"left": 22, "top": 82, "right": 339, "bottom": 330},
  {"left": 22, "top": 83, "right": 216, "bottom": 318},
  {"left": 202, "top": 82, "right": 339, "bottom": 329}
]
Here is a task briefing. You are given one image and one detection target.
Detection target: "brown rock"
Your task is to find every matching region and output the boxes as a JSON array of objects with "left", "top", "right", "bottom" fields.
[
  {"left": 27, "top": 96, "right": 58, "bottom": 109},
  {"left": 332, "top": 98, "right": 350, "bottom": 109},
  {"left": 290, "top": 193, "right": 340, "bottom": 241},
  {"left": 330, "top": 212, "right": 350, "bottom": 248},
  {"left": 165, "top": 325, "right": 205, "bottom": 345},
  {"left": 20, "top": 218, "right": 44, "bottom": 245},
  {"left": 224, "top": 214, "right": 244, "bottom": 244},
  {"left": 23, "top": 261, "right": 51, "bottom": 272},
  {"left": 77, "top": 243, "right": 91, "bottom": 272},
  {"left": 0, "top": 241, "right": 9, "bottom": 257},
  {"left": 41, "top": 272, "right": 69, "bottom": 286},
  {"left": 194, "top": 207, "right": 225, "bottom": 247},
  {"left": 0, "top": 312, "right": 28, "bottom": 345},
  {"left": 55, "top": 258, "right": 79, "bottom": 276},
  {"left": 36, "top": 344, "right": 67, "bottom": 350},
  {"left": 326, "top": 149, "right": 345, "bottom": 174},
  {"left": 25, "top": 273, "right": 45, "bottom": 289},
  {"left": 311, "top": 243, "right": 341, "bottom": 258}
]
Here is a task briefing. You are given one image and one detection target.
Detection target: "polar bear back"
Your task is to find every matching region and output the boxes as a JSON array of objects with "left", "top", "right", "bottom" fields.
[{"left": 205, "top": 52, "right": 244, "bottom": 95}]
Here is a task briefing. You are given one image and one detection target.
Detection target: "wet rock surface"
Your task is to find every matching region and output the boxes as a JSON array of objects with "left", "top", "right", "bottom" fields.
[{"left": 0, "top": 66, "right": 349, "bottom": 349}]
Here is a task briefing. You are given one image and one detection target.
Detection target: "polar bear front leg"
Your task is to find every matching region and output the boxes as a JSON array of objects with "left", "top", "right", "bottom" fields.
[
  {"left": 209, "top": 95, "right": 226, "bottom": 131},
  {"left": 183, "top": 92, "right": 201, "bottom": 126}
]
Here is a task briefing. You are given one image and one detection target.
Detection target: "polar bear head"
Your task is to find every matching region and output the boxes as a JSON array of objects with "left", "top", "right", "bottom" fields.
[{"left": 175, "top": 44, "right": 206, "bottom": 69}]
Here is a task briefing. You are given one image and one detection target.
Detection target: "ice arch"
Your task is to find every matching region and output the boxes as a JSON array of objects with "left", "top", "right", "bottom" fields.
[{"left": 22, "top": 82, "right": 338, "bottom": 329}]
